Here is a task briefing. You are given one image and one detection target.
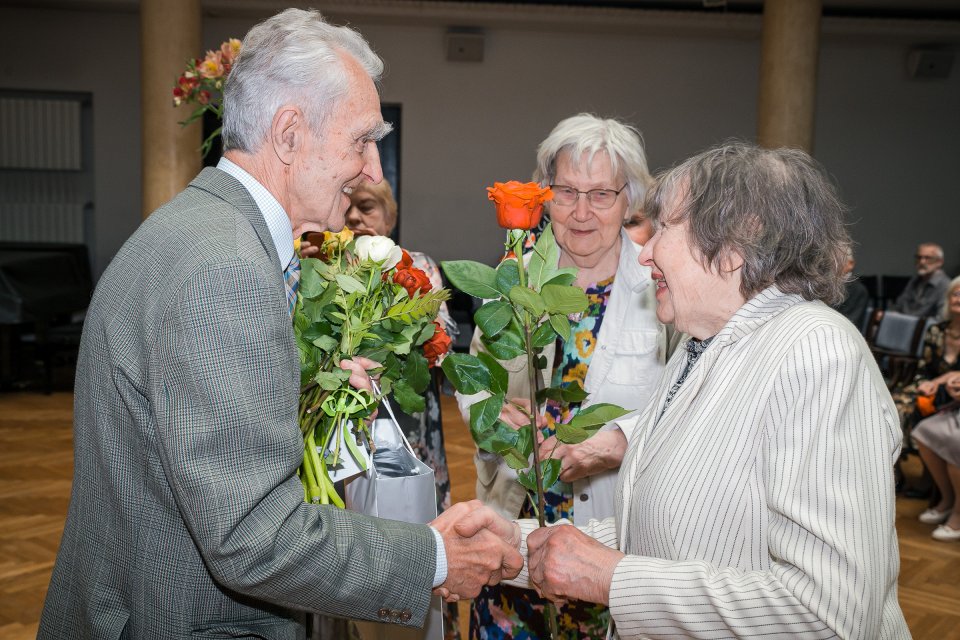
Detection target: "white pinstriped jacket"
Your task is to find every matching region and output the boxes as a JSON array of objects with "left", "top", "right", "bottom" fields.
[{"left": 517, "top": 287, "right": 911, "bottom": 639}]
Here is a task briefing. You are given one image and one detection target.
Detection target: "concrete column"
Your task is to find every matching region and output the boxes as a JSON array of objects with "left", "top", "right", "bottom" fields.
[
  {"left": 757, "top": 0, "right": 822, "bottom": 152},
  {"left": 141, "top": 0, "right": 202, "bottom": 218}
]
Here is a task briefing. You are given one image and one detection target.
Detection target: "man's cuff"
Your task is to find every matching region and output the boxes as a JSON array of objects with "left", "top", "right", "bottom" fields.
[{"left": 429, "top": 526, "right": 447, "bottom": 588}]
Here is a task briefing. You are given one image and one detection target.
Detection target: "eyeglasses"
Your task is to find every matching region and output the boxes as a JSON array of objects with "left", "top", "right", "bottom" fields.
[
  {"left": 915, "top": 254, "right": 942, "bottom": 262},
  {"left": 950, "top": 290, "right": 960, "bottom": 299},
  {"left": 549, "top": 184, "right": 627, "bottom": 209}
]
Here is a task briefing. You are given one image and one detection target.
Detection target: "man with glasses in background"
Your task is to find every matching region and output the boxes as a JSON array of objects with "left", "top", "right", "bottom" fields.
[{"left": 892, "top": 242, "right": 951, "bottom": 319}]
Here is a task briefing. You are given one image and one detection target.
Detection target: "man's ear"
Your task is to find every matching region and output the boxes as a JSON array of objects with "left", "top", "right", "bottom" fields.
[{"left": 271, "top": 105, "right": 304, "bottom": 165}]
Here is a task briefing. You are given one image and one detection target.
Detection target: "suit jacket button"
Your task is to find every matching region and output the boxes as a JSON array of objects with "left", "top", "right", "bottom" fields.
[
  {"left": 378, "top": 608, "right": 390, "bottom": 619},
  {"left": 579, "top": 493, "right": 589, "bottom": 501},
  {"left": 391, "top": 609, "right": 403, "bottom": 621},
  {"left": 400, "top": 610, "right": 412, "bottom": 622}
]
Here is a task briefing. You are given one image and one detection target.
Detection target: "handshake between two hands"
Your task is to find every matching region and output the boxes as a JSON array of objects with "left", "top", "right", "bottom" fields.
[{"left": 428, "top": 500, "right": 623, "bottom": 606}]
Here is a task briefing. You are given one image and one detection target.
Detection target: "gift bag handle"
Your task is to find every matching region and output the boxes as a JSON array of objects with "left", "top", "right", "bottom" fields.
[{"left": 370, "top": 381, "right": 418, "bottom": 456}]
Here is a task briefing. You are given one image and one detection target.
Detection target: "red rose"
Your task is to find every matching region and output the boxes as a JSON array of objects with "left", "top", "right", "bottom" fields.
[
  {"left": 486, "top": 181, "right": 554, "bottom": 230},
  {"left": 398, "top": 249, "right": 414, "bottom": 270},
  {"left": 393, "top": 267, "right": 432, "bottom": 297},
  {"left": 423, "top": 322, "right": 451, "bottom": 367}
]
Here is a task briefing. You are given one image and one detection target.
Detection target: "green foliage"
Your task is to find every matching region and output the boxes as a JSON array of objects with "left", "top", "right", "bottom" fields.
[
  {"left": 441, "top": 260, "right": 501, "bottom": 299},
  {"left": 439, "top": 222, "right": 631, "bottom": 523}
]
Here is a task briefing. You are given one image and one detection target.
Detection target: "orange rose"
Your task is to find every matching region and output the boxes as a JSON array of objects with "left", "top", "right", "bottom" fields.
[
  {"left": 394, "top": 267, "right": 432, "bottom": 297},
  {"left": 486, "top": 181, "right": 553, "bottom": 230},
  {"left": 423, "top": 322, "right": 452, "bottom": 367}
]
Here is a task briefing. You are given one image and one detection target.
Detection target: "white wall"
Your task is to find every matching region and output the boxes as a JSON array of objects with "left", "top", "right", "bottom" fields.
[{"left": 2, "top": 5, "right": 958, "bottom": 278}]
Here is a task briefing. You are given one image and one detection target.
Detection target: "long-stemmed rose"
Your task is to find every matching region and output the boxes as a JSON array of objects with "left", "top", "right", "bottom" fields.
[{"left": 441, "top": 182, "right": 629, "bottom": 639}]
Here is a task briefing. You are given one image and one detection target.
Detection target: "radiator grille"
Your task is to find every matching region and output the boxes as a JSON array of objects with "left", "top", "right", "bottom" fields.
[{"left": 0, "top": 97, "right": 82, "bottom": 170}]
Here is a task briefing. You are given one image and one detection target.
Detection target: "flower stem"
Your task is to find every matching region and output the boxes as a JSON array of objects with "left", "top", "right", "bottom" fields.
[{"left": 511, "top": 230, "right": 560, "bottom": 640}]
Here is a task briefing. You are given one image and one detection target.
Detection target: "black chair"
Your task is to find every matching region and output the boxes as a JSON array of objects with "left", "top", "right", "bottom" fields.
[
  {"left": 859, "top": 275, "right": 880, "bottom": 311},
  {"left": 880, "top": 274, "right": 911, "bottom": 310},
  {"left": 866, "top": 310, "right": 929, "bottom": 388}
]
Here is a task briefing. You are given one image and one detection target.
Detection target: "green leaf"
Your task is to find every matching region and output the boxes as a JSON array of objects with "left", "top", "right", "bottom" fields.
[
  {"left": 403, "top": 350, "right": 430, "bottom": 394},
  {"left": 549, "top": 313, "right": 571, "bottom": 342},
  {"left": 567, "top": 403, "right": 632, "bottom": 431},
  {"left": 509, "top": 285, "right": 546, "bottom": 318},
  {"left": 441, "top": 260, "right": 501, "bottom": 300},
  {"left": 474, "top": 300, "right": 514, "bottom": 338},
  {"left": 543, "top": 268, "right": 578, "bottom": 288},
  {"left": 477, "top": 352, "right": 508, "bottom": 396},
  {"left": 481, "top": 327, "right": 526, "bottom": 360},
  {"left": 495, "top": 260, "right": 520, "bottom": 297},
  {"left": 556, "top": 422, "right": 592, "bottom": 444},
  {"left": 314, "top": 369, "right": 349, "bottom": 391},
  {"left": 528, "top": 223, "right": 560, "bottom": 289},
  {"left": 531, "top": 321, "right": 557, "bottom": 348},
  {"left": 502, "top": 449, "right": 528, "bottom": 470},
  {"left": 517, "top": 459, "right": 562, "bottom": 492},
  {"left": 440, "top": 353, "right": 491, "bottom": 395},
  {"left": 541, "top": 284, "right": 589, "bottom": 315},
  {"left": 514, "top": 421, "right": 534, "bottom": 458},
  {"left": 538, "top": 381, "right": 589, "bottom": 405},
  {"left": 335, "top": 273, "right": 366, "bottom": 294},
  {"left": 541, "top": 458, "right": 562, "bottom": 491},
  {"left": 393, "top": 379, "right": 426, "bottom": 414},
  {"left": 470, "top": 394, "right": 505, "bottom": 435},
  {"left": 311, "top": 335, "right": 338, "bottom": 352}
]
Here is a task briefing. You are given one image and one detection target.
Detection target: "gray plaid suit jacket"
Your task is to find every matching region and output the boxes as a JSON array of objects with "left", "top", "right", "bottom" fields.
[{"left": 39, "top": 168, "right": 436, "bottom": 639}]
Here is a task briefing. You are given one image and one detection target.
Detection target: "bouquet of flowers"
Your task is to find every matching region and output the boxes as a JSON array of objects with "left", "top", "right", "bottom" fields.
[
  {"left": 294, "top": 229, "right": 451, "bottom": 507},
  {"left": 172, "top": 38, "right": 241, "bottom": 157},
  {"left": 441, "top": 181, "right": 629, "bottom": 637}
]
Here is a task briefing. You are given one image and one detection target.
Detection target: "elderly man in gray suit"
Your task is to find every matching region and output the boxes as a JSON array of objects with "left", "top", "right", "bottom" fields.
[{"left": 39, "top": 9, "right": 521, "bottom": 639}]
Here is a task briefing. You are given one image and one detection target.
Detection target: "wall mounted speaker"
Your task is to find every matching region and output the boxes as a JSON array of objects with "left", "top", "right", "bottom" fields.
[
  {"left": 907, "top": 48, "right": 954, "bottom": 79},
  {"left": 445, "top": 31, "right": 484, "bottom": 63}
]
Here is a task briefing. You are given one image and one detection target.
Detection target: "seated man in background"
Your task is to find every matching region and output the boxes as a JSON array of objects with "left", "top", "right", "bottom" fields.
[
  {"left": 832, "top": 245, "right": 870, "bottom": 328},
  {"left": 892, "top": 242, "right": 950, "bottom": 318}
]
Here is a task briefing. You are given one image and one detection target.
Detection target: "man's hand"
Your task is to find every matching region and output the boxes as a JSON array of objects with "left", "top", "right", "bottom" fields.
[
  {"left": 499, "top": 397, "right": 546, "bottom": 431},
  {"left": 527, "top": 524, "right": 624, "bottom": 606},
  {"left": 339, "top": 356, "right": 380, "bottom": 394},
  {"left": 430, "top": 500, "right": 523, "bottom": 602},
  {"left": 538, "top": 430, "right": 627, "bottom": 482}
]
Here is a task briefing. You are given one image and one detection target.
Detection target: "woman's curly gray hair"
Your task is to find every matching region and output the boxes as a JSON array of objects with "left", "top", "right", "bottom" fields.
[{"left": 646, "top": 141, "right": 850, "bottom": 305}]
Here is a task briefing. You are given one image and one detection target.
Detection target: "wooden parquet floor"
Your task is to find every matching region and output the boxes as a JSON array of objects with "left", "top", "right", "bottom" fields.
[{"left": 1, "top": 391, "right": 958, "bottom": 639}]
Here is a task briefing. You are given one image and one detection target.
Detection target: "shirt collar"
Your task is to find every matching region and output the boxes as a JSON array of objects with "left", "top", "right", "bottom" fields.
[{"left": 217, "top": 156, "right": 294, "bottom": 271}]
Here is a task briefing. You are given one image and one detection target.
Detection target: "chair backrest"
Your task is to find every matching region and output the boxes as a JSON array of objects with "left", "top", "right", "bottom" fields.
[
  {"left": 915, "top": 317, "right": 938, "bottom": 357},
  {"left": 873, "top": 311, "right": 924, "bottom": 355}
]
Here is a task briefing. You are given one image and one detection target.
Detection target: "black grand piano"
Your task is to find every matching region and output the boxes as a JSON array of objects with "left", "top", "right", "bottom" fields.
[{"left": 0, "top": 242, "right": 93, "bottom": 391}]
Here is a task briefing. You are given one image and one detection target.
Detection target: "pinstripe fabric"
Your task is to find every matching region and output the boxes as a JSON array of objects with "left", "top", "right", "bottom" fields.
[
  {"left": 38, "top": 168, "right": 436, "bottom": 640},
  {"left": 515, "top": 287, "right": 910, "bottom": 639}
]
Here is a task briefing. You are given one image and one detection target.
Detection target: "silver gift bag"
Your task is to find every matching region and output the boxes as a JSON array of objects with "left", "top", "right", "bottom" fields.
[{"left": 345, "top": 396, "right": 444, "bottom": 640}]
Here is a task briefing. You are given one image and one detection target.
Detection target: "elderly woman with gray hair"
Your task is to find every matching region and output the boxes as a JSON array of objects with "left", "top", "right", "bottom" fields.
[
  {"left": 459, "top": 113, "right": 673, "bottom": 639},
  {"left": 464, "top": 142, "right": 910, "bottom": 638}
]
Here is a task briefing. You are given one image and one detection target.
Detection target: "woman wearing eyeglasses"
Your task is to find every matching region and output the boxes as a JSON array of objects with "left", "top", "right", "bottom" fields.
[{"left": 458, "top": 113, "right": 675, "bottom": 640}]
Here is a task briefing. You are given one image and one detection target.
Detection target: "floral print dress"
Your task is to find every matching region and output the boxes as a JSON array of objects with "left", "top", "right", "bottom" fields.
[{"left": 470, "top": 276, "right": 614, "bottom": 640}]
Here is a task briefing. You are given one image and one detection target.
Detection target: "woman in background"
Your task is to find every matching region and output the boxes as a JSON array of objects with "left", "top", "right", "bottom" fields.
[{"left": 459, "top": 113, "right": 671, "bottom": 640}]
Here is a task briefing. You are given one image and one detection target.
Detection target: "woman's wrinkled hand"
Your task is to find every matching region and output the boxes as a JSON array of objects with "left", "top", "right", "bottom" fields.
[
  {"left": 499, "top": 397, "right": 546, "bottom": 431},
  {"left": 538, "top": 430, "right": 627, "bottom": 482}
]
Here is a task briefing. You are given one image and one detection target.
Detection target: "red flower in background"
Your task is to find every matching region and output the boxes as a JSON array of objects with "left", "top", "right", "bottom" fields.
[{"left": 423, "top": 322, "right": 451, "bottom": 367}]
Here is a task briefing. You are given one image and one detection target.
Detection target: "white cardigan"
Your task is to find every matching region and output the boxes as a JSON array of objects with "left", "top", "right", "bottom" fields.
[
  {"left": 515, "top": 287, "right": 910, "bottom": 639},
  {"left": 457, "top": 232, "right": 671, "bottom": 524}
]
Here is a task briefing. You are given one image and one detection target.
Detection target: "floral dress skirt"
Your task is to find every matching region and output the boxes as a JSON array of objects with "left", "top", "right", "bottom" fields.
[{"left": 470, "top": 277, "right": 614, "bottom": 640}]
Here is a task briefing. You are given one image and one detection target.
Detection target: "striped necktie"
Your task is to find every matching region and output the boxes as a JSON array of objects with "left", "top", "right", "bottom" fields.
[{"left": 283, "top": 253, "right": 301, "bottom": 317}]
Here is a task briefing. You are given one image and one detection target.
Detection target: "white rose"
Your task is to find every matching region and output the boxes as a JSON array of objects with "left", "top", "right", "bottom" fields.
[{"left": 354, "top": 235, "right": 402, "bottom": 269}]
